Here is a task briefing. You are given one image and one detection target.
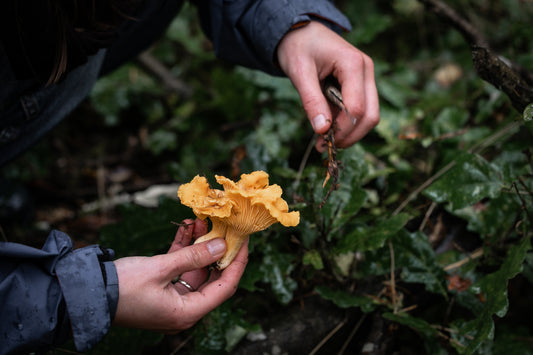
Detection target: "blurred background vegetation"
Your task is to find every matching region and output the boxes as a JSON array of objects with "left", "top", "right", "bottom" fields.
[{"left": 1, "top": 0, "right": 533, "bottom": 354}]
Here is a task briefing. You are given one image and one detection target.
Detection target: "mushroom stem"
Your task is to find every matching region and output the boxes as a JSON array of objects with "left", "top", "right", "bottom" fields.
[
  {"left": 216, "top": 228, "right": 249, "bottom": 270},
  {"left": 194, "top": 220, "right": 227, "bottom": 244}
]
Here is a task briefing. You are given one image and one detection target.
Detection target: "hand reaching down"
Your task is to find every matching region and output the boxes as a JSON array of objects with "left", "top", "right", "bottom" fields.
[{"left": 277, "top": 21, "right": 380, "bottom": 152}]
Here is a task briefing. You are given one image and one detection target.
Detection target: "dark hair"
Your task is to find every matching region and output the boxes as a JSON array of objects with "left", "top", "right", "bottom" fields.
[{"left": 5, "top": 0, "right": 140, "bottom": 85}]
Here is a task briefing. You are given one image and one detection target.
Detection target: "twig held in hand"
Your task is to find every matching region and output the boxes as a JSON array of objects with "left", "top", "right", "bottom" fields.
[{"left": 319, "top": 76, "right": 352, "bottom": 208}]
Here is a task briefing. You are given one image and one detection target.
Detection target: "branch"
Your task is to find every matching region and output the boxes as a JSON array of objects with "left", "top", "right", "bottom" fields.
[
  {"left": 471, "top": 45, "right": 533, "bottom": 113},
  {"left": 418, "top": 0, "right": 489, "bottom": 47},
  {"left": 136, "top": 51, "right": 193, "bottom": 98},
  {"left": 419, "top": 0, "right": 533, "bottom": 113}
]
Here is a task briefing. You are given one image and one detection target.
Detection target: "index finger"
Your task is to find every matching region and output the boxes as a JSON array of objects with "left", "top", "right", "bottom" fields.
[
  {"left": 334, "top": 50, "right": 368, "bottom": 122},
  {"left": 336, "top": 52, "right": 380, "bottom": 147}
]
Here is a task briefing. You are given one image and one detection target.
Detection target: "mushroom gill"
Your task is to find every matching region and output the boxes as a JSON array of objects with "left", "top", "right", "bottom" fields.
[{"left": 177, "top": 171, "right": 300, "bottom": 269}]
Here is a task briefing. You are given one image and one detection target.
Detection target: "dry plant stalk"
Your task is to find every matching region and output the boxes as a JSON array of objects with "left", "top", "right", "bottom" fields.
[{"left": 319, "top": 76, "right": 357, "bottom": 208}]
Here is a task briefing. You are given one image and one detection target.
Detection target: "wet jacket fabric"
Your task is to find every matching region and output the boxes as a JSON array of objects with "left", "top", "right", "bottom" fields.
[
  {"left": 0, "top": 0, "right": 350, "bottom": 353},
  {"left": 0, "top": 230, "right": 118, "bottom": 354}
]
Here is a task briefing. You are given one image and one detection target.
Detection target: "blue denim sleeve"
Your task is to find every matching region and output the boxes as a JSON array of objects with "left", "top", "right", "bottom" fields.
[
  {"left": 196, "top": 0, "right": 352, "bottom": 76},
  {"left": 0, "top": 230, "right": 119, "bottom": 354}
]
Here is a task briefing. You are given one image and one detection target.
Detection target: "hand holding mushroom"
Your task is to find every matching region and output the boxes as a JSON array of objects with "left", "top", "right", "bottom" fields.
[
  {"left": 112, "top": 219, "right": 248, "bottom": 332},
  {"left": 178, "top": 171, "right": 300, "bottom": 270}
]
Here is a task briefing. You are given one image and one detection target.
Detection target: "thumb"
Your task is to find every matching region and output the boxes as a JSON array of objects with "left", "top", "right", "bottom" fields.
[{"left": 158, "top": 238, "right": 227, "bottom": 283}]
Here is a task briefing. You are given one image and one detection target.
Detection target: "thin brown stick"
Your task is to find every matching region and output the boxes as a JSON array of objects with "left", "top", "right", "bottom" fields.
[
  {"left": 418, "top": 0, "right": 488, "bottom": 47},
  {"left": 393, "top": 121, "right": 520, "bottom": 215},
  {"left": 319, "top": 75, "right": 352, "bottom": 208},
  {"left": 443, "top": 248, "right": 484, "bottom": 271},
  {"left": 293, "top": 134, "right": 317, "bottom": 191},
  {"left": 337, "top": 314, "right": 368, "bottom": 355},
  {"left": 169, "top": 333, "right": 195, "bottom": 355},
  {"left": 309, "top": 317, "right": 348, "bottom": 355},
  {"left": 419, "top": 201, "right": 437, "bottom": 231},
  {"left": 137, "top": 51, "right": 193, "bottom": 98}
]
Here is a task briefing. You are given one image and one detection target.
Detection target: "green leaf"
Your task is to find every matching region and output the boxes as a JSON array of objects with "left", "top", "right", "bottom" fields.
[
  {"left": 491, "top": 149, "right": 531, "bottom": 183},
  {"left": 337, "top": 213, "right": 410, "bottom": 253},
  {"left": 259, "top": 244, "right": 298, "bottom": 304},
  {"left": 423, "top": 152, "right": 504, "bottom": 210},
  {"left": 99, "top": 197, "right": 192, "bottom": 257},
  {"left": 460, "top": 237, "right": 531, "bottom": 354},
  {"left": 302, "top": 249, "right": 324, "bottom": 270},
  {"left": 523, "top": 103, "right": 533, "bottom": 122},
  {"left": 394, "top": 230, "right": 448, "bottom": 297},
  {"left": 490, "top": 325, "right": 533, "bottom": 355},
  {"left": 453, "top": 192, "right": 523, "bottom": 243},
  {"left": 193, "top": 302, "right": 258, "bottom": 353},
  {"left": 429, "top": 106, "right": 469, "bottom": 137},
  {"left": 146, "top": 129, "right": 177, "bottom": 155},
  {"left": 315, "top": 286, "right": 376, "bottom": 313}
]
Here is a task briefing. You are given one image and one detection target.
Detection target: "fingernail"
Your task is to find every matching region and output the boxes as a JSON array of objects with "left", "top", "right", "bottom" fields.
[
  {"left": 311, "top": 114, "right": 327, "bottom": 132},
  {"left": 206, "top": 238, "right": 226, "bottom": 255}
]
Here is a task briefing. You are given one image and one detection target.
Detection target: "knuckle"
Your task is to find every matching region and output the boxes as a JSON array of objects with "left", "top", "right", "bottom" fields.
[
  {"left": 347, "top": 102, "right": 365, "bottom": 119},
  {"left": 185, "top": 246, "right": 205, "bottom": 268},
  {"left": 362, "top": 53, "right": 375, "bottom": 69},
  {"left": 368, "top": 113, "right": 380, "bottom": 127},
  {"left": 302, "top": 93, "right": 324, "bottom": 109}
]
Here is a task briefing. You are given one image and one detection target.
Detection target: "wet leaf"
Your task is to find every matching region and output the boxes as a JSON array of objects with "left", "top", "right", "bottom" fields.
[
  {"left": 259, "top": 244, "right": 297, "bottom": 304},
  {"left": 423, "top": 152, "right": 504, "bottom": 210},
  {"left": 395, "top": 230, "right": 448, "bottom": 297},
  {"left": 523, "top": 103, "right": 533, "bottom": 122},
  {"left": 336, "top": 213, "right": 410, "bottom": 253},
  {"left": 460, "top": 237, "right": 531, "bottom": 354}
]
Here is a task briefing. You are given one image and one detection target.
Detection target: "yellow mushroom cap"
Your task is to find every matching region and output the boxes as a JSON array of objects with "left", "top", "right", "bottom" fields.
[
  {"left": 177, "top": 171, "right": 299, "bottom": 269},
  {"left": 215, "top": 171, "right": 300, "bottom": 229},
  {"left": 177, "top": 175, "right": 232, "bottom": 220}
]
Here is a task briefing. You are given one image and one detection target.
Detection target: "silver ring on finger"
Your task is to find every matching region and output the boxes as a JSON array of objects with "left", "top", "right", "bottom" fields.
[{"left": 172, "top": 276, "right": 196, "bottom": 292}]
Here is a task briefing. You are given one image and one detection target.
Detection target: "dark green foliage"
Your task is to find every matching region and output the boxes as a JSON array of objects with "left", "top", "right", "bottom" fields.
[{"left": 30, "top": 0, "right": 533, "bottom": 353}]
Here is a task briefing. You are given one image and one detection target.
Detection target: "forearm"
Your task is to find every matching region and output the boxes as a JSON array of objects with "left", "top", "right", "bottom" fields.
[
  {"left": 0, "top": 230, "right": 118, "bottom": 354},
  {"left": 195, "top": 0, "right": 352, "bottom": 75}
]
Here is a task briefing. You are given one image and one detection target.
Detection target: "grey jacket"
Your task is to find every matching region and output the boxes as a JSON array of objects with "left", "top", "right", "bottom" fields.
[{"left": 0, "top": 1, "right": 350, "bottom": 353}]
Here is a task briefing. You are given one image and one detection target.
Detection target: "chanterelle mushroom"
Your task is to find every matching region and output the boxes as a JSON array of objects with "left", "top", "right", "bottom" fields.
[{"left": 177, "top": 171, "right": 300, "bottom": 269}]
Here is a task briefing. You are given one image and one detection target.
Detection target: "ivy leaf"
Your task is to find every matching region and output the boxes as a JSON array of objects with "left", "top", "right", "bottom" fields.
[
  {"left": 460, "top": 237, "right": 531, "bottom": 354},
  {"left": 259, "top": 244, "right": 297, "bottom": 304},
  {"left": 315, "top": 286, "right": 376, "bottom": 313},
  {"left": 423, "top": 152, "right": 504, "bottom": 210},
  {"left": 336, "top": 213, "right": 410, "bottom": 253},
  {"left": 394, "top": 230, "right": 448, "bottom": 297},
  {"left": 453, "top": 193, "right": 522, "bottom": 244}
]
